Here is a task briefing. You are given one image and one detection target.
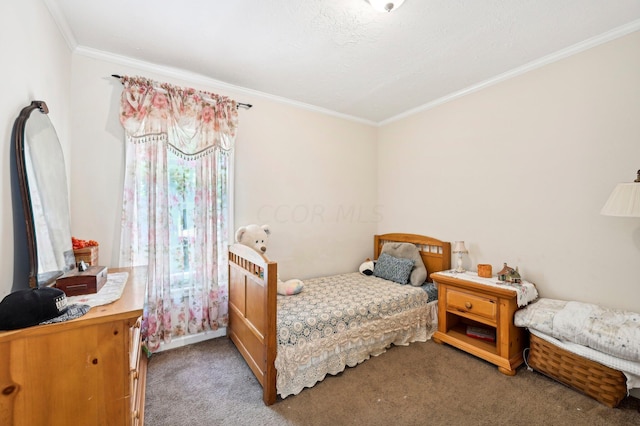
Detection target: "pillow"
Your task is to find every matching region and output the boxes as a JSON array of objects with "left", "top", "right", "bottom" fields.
[
  {"left": 277, "top": 279, "right": 304, "bottom": 296},
  {"left": 380, "top": 242, "right": 427, "bottom": 286},
  {"left": 373, "top": 253, "right": 414, "bottom": 284}
]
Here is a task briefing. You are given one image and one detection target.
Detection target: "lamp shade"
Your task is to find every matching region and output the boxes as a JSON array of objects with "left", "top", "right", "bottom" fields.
[
  {"left": 367, "top": 0, "right": 405, "bottom": 12},
  {"left": 452, "top": 241, "right": 468, "bottom": 254},
  {"left": 601, "top": 183, "right": 640, "bottom": 217}
]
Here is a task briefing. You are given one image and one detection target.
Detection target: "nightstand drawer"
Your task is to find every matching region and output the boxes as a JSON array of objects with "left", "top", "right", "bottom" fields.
[{"left": 446, "top": 289, "right": 497, "bottom": 321}]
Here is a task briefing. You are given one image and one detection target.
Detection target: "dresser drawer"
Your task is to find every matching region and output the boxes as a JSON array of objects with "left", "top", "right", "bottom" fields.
[
  {"left": 129, "top": 317, "right": 142, "bottom": 373},
  {"left": 446, "top": 288, "right": 497, "bottom": 321},
  {"left": 129, "top": 315, "right": 146, "bottom": 425}
]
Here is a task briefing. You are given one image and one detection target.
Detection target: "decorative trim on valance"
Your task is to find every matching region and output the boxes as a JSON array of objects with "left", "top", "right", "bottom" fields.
[{"left": 125, "top": 133, "right": 232, "bottom": 160}]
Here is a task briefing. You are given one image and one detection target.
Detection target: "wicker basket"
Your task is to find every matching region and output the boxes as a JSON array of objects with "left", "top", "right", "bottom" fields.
[
  {"left": 528, "top": 333, "right": 627, "bottom": 408},
  {"left": 73, "top": 245, "right": 99, "bottom": 266}
]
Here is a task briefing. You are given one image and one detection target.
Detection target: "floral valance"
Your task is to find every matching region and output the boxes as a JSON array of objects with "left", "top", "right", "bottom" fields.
[{"left": 119, "top": 76, "right": 239, "bottom": 156}]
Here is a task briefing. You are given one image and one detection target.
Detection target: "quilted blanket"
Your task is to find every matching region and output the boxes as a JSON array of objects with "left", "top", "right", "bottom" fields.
[{"left": 514, "top": 298, "right": 640, "bottom": 362}]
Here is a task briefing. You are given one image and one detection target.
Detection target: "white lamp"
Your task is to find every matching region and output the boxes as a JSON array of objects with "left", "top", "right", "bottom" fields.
[
  {"left": 452, "top": 241, "right": 468, "bottom": 273},
  {"left": 601, "top": 170, "right": 640, "bottom": 217},
  {"left": 367, "top": 0, "right": 405, "bottom": 13}
]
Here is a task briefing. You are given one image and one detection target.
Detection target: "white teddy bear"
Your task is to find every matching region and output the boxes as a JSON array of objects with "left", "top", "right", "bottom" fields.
[{"left": 235, "top": 224, "right": 304, "bottom": 296}]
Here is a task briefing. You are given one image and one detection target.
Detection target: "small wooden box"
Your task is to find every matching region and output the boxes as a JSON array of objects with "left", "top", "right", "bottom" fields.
[
  {"left": 73, "top": 246, "right": 99, "bottom": 266},
  {"left": 56, "top": 266, "right": 108, "bottom": 296},
  {"left": 477, "top": 264, "right": 492, "bottom": 278}
]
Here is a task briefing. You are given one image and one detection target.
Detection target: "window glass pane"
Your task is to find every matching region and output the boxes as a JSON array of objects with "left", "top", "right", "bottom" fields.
[{"left": 168, "top": 153, "right": 195, "bottom": 287}]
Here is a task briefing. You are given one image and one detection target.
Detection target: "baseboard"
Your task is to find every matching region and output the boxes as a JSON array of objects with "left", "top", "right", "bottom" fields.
[{"left": 155, "top": 328, "right": 226, "bottom": 353}]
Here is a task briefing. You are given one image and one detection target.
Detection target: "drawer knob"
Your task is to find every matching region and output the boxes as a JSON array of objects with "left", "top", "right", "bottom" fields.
[
  {"left": 465, "top": 302, "right": 472, "bottom": 309},
  {"left": 2, "top": 385, "right": 16, "bottom": 395}
]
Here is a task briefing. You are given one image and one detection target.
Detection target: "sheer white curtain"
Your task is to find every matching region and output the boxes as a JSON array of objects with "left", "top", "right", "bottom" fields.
[{"left": 118, "top": 76, "right": 238, "bottom": 352}]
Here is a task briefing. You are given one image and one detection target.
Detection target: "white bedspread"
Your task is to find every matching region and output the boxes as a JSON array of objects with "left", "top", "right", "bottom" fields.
[
  {"left": 275, "top": 272, "right": 437, "bottom": 399},
  {"left": 514, "top": 298, "right": 640, "bottom": 363}
]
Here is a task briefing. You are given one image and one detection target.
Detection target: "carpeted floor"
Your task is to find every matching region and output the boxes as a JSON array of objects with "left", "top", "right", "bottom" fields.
[{"left": 144, "top": 337, "right": 640, "bottom": 426}]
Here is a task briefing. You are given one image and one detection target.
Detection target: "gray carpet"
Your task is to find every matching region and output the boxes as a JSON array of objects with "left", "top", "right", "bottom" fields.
[{"left": 144, "top": 337, "right": 640, "bottom": 425}]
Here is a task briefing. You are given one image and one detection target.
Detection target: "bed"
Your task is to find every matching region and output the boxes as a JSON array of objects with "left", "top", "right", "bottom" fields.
[
  {"left": 227, "top": 233, "right": 451, "bottom": 405},
  {"left": 514, "top": 298, "right": 640, "bottom": 407}
]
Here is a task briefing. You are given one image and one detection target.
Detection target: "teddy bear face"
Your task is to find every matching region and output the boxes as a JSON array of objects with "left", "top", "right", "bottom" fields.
[
  {"left": 234, "top": 224, "right": 304, "bottom": 296},
  {"left": 235, "top": 224, "right": 271, "bottom": 254}
]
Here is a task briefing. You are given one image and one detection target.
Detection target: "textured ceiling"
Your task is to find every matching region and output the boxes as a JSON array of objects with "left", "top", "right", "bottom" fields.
[{"left": 46, "top": 0, "right": 640, "bottom": 124}]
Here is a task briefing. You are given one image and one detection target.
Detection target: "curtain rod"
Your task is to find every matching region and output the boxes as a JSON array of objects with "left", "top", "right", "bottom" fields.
[{"left": 111, "top": 74, "right": 252, "bottom": 110}]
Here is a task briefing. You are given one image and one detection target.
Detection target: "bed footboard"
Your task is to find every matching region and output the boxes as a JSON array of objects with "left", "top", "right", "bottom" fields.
[{"left": 228, "top": 244, "right": 278, "bottom": 405}]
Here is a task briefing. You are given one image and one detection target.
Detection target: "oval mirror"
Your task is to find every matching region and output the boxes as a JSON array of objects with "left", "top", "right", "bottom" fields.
[{"left": 13, "top": 101, "right": 75, "bottom": 287}]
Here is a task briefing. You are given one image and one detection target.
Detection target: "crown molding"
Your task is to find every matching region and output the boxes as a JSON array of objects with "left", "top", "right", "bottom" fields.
[
  {"left": 42, "top": 0, "right": 77, "bottom": 51},
  {"left": 75, "top": 46, "right": 377, "bottom": 127},
  {"left": 380, "top": 20, "right": 640, "bottom": 126},
  {"left": 43, "top": 0, "right": 375, "bottom": 126}
]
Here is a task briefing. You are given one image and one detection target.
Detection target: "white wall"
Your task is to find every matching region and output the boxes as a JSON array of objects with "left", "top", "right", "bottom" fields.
[
  {"left": 0, "top": 0, "right": 72, "bottom": 297},
  {"left": 68, "top": 54, "right": 378, "bottom": 281},
  {"left": 233, "top": 95, "right": 379, "bottom": 279},
  {"left": 378, "top": 31, "right": 640, "bottom": 313}
]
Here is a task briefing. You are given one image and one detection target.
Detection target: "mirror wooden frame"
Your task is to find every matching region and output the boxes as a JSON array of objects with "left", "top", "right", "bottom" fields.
[{"left": 13, "top": 100, "right": 74, "bottom": 287}]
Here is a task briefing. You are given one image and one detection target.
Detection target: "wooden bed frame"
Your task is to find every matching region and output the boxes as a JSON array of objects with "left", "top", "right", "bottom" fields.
[{"left": 227, "top": 233, "right": 451, "bottom": 405}]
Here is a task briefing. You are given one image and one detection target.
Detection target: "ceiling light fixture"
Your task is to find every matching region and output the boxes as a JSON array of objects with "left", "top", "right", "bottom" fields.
[{"left": 367, "top": 0, "right": 405, "bottom": 13}]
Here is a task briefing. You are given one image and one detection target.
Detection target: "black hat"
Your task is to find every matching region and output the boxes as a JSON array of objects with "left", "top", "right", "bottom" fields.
[{"left": 0, "top": 287, "right": 90, "bottom": 330}]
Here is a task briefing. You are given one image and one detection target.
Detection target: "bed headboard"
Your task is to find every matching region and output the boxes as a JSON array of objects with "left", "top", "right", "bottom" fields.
[{"left": 373, "top": 233, "right": 451, "bottom": 283}]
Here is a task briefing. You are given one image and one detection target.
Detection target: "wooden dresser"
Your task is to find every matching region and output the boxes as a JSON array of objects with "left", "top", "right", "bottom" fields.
[
  {"left": 0, "top": 267, "right": 147, "bottom": 426},
  {"left": 431, "top": 271, "right": 525, "bottom": 375}
]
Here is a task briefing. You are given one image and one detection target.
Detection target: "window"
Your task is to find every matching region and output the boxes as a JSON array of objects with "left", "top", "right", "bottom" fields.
[{"left": 117, "top": 75, "right": 237, "bottom": 351}]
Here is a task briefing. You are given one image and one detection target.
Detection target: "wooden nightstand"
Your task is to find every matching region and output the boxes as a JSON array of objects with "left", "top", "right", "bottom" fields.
[{"left": 431, "top": 271, "right": 526, "bottom": 375}]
